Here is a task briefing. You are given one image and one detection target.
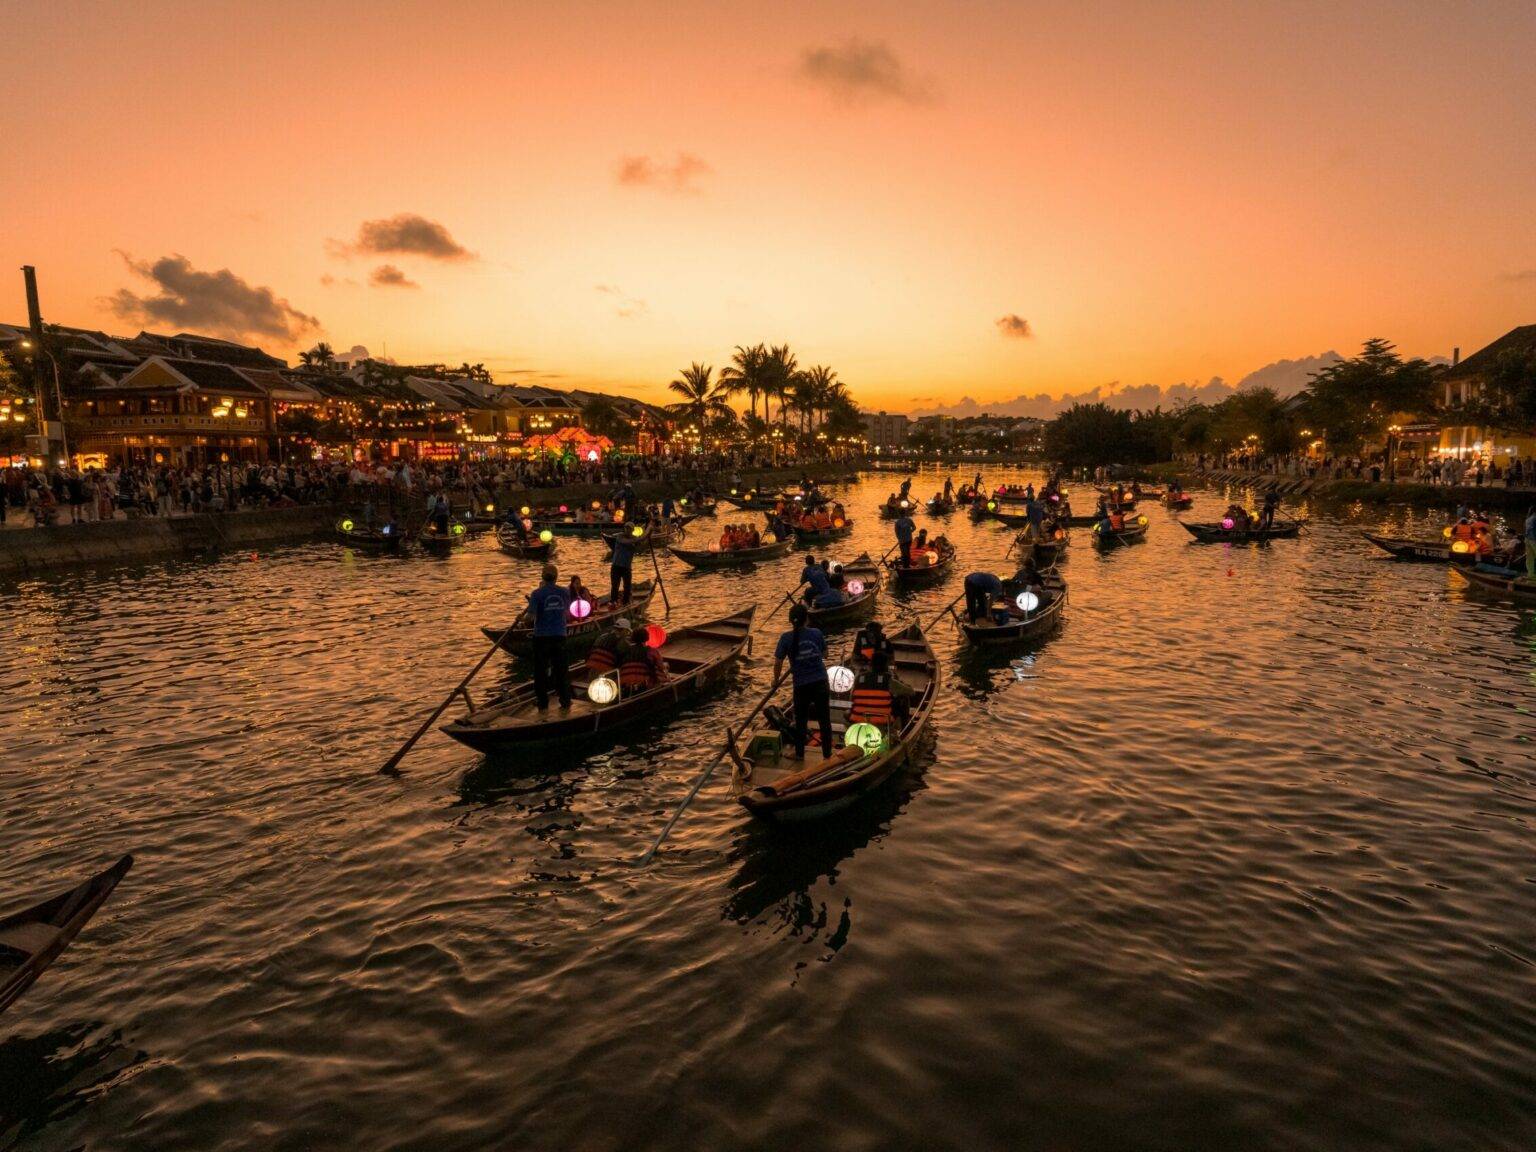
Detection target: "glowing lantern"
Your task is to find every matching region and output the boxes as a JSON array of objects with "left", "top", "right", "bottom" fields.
[
  {"left": 924, "top": 549, "right": 940, "bottom": 566},
  {"left": 613, "top": 508, "right": 626, "bottom": 523},
  {"left": 559, "top": 504, "right": 569, "bottom": 514},
  {"left": 630, "top": 524, "right": 646, "bottom": 538},
  {"left": 1451, "top": 540, "right": 1471, "bottom": 554},
  {"left": 340, "top": 519, "right": 354, "bottom": 532},
  {"left": 846, "top": 579, "right": 865, "bottom": 596},
  {"left": 1016, "top": 591, "right": 1040, "bottom": 613},
  {"left": 730, "top": 488, "right": 738, "bottom": 495},
  {"left": 381, "top": 525, "right": 393, "bottom": 536},
  {"left": 1442, "top": 527, "right": 1453, "bottom": 539},
  {"left": 538, "top": 529, "right": 554, "bottom": 543},
  {"left": 708, "top": 541, "right": 723, "bottom": 552},
  {"left": 484, "top": 503, "right": 495, "bottom": 513},
  {"left": 1049, "top": 494, "right": 1060, "bottom": 503},
  {"left": 986, "top": 501, "right": 997, "bottom": 511},
  {"left": 827, "top": 665, "right": 855, "bottom": 692},
  {"left": 830, "top": 560, "right": 844, "bottom": 574},
  {"left": 899, "top": 499, "right": 910, "bottom": 508},
  {"left": 845, "top": 722, "right": 883, "bottom": 753},
  {"left": 680, "top": 498, "right": 689, "bottom": 506},
  {"left": 592, "top": 500, "right": 603, "bottom": 511},
  {"left": 569, "top": 598, "right": 593, "bottom": 620},
  {"left": 642, "top": 624, "right": 667, "bottom": 649},
  {"left": 1137, "top": 515, "right": 1148, "bottom": 526},
  {"left": 520, "top": 505, "right": 531, "bottom": 516},
  {"left": 1221, "top": 517, "right": 1235, "bottom": 530},
  {"left": 587, "top": 449, "right": 599, "bottom": 462},
  {"left": 451, "top": 522, "right": 466, "bottom": 536},
  {"left": 833, "top": 517, "right": 846, "bottom": 528},
  {"left": 587, "top": 675, "right": 618, "bottom": 705},
  {"left": 522, "top": 518, "right": 534, "bottom": 531}
]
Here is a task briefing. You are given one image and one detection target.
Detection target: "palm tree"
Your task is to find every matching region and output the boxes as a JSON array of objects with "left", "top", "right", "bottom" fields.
[
  {"left": 581, "top": 395, "right": 633, "bottom": 442},
  {"left": 719, "top": 343, "right": 768, "bottom": 423},
  {"left": 764, "top": 344, "right": 798, "bottom": 429},
  {"left": 299, "top": 341, "right": 337, "bottom": 371},
  {"left": 667, "top": 362, "right": 732, "bottom": 427},
  {"left": 795, "top": 365, "right": 839, "bottom": 434}
]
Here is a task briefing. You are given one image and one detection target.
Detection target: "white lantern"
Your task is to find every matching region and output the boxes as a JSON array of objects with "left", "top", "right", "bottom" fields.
[
  {"left": 587, "top": 675, "right": 618, "bottom": 704},
  {"left": 1016, "top": 591, "right": 1040, "bottom": 613},
  {"left": 827, "top": 665, "right": 855, "bottom": 693}
]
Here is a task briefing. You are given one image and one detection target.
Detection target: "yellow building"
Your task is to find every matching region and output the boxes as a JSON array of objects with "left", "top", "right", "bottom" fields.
[{"left": 1437, "top": 324, "right": 1536, "bottom": 464}]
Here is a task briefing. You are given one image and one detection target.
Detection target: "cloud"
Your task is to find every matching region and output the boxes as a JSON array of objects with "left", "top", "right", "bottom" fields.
[
  {"left": 1498, "top": 269, "right": 1536, "bottom": 283},
  {"left": 106, "top": 253, "right": 318, "bottom": 342},
  {"left": 331, "top": 213, "right": 474, "bottom": 261},
  {"left": 595, "top": 284, "right": 648, "bottom": 318},
  {"left": 910, "top": 352, "right": 1346, "bottom": 419},
  {"left": 369, "top": 264, "right": 419, "bottom": 289},
  {"left": 995, "top": 314, "right": 1033, "bottom": 339},
  {"left": 615, "top": 153, "right": 711, "bottom": 194},
  {"left": 798, "top": 39, "right": 935, "bottom": 105}
]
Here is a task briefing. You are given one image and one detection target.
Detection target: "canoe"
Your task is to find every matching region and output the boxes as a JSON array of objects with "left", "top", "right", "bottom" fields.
[
  {"left": 495, "top": 524, "right": 555, "bottom": 559},
  {"left": 443, "top": 609, "right": 754, "bottom": 751},
  {"left": 678, "top": 496, "right": 717, "bottom": 517},
  {"left": 2, "top": 855, "right": 133, "bottom": 1016},
  {"left": 533, "top": 512, "right": 699, "bottom": 538},
  {"left": 885, "top": 540, "right": 957, "bottom": 586},
  {"left": 601, "top": 524, "right": 687, "bottom": 554},
  {"left": 1360, "top": 532, "right": 1483, "bottom": 564},
  {"left": 335, "top": 519, "right": 406, "bottom": 550},
  {"left": 806, "top": 553, "right": 882, "bottom": 629},
  {"left": 1164, "top": 494, "right": 1194, "bottom": 510},
  {"left": 482, "top": 580, "right": 656, "bottom": 655},
  {"left": 732, "top": 622, "right": 938, "bottom": 821},
  {"left": 670, "top": 537, "right": 796, "bottom": 569},
  {"left": 925, "top": 498, "right": 956, "bottom": 515},
  {"left": 1451, "top": 566, "right": 1536, "bottom": 601},
  {"left": 1089, "top": 520, "right": 1149, "bottom": 547},
  {"left": 959, "top": 572, "right": 1068, "bottom": 645},
  {"left": 419, "top": 523, "right": 469, "bottom": 551},
  {"left": 1182, "top": 521, "right": 1301, "bottom": 544},
  {"left": 879, "top": 500, "right": 919, "bottom": 519},
  {"left": 718, "top": 492, "right": 781, "bottom": 511}
]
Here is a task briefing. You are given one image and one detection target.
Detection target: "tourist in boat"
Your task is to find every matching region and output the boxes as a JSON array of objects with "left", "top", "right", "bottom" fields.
[
  {"left": 567, "top": 572, "right": 593, "bottom": 608},
  {"left": 814, "top": 572, "right": 850, "bottom": 609},
  {"left": 1227, "top": 504, "right": 1252, "bottom": 531},
  {"left": 852, "top": 620, "right": 895, "bottom": 666},
  {"left": 527, "top": 564, "right": 573, "bottom": 712},
  {"left": 610, "top": 525, "right": 639, "bottom": 606},
  {"left": 618, "top": 625, "right": 669, "bottom": 692},
  {"left": 586, "top": 616, "right": 630, "bottom": 677},
  {"left": 800, "top": 554, "right": 832, "bottom": 600},
  {"left": 894, "top": 510, "right": 916, "bottom": 567},
  {"left": 773, "top": 604, "right": 832, "bottom": 760},
  {"left": 964, "top": 570, "right": 1005, "bottom": 624},
  {"left": 914, "top": 527, "right": 930, "bottom": 557}
]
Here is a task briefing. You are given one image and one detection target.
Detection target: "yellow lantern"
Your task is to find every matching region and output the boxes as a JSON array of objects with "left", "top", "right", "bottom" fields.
[
  {"left": 1442, "top": 526, "right": 1453, "bottom": 539},
  {"left": 340, "top": 518, "right": 354, "bottom": 532},
  {"left": 520, "top": 505, "right": 531, "bottom": 516},
  {"left": 1450, "top": 540, "right": 1471, "bottom": 554},
  {"left": 538, "top": 529, "right": 554, "bottom": 543},
  {"left": 630, "top": 525, "right": 646, "bottom": 538}
]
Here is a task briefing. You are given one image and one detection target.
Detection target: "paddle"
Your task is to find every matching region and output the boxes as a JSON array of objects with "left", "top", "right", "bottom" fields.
[
  {"left": 764, "top": 581, "right": 808, "bottom": 628},
  {"left": 380, "top": 615, "right": 525, "bottom": 773},
  {"left": 635, "top": 668, "right": 789, "bottom": 866},
  {"left": 648, "top": 529, "right": 671, "bottom": 615},
  {"left": 925, "top": 590, "right": 966, "bottom": 630}
]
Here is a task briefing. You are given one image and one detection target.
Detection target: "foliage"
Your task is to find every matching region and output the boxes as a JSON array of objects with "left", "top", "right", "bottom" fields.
[
  {"left": 1043, "top": 403, "right": 1160, "bottom": 467},
  {"left": 580, "top": 395, "right": 633, "bottom": 440},
  {"left": 1300, "top": 338, "right": 1435, "bottom": 452},
  {"left": 299, "top": 342, "right": 337, "bottom": 371},
  {"left": 1470, "top": 347, "right": 1536, "bottom": 430},
  {"left": 666, "top": 362, "right": 733, "bottom": 427}
]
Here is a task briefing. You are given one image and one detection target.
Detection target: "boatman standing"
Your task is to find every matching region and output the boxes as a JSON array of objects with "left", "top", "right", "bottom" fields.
[
  {"left": 1525, "top": 505, "right": 1536, "bottom": 578},
  {"left": 894, "top": 510, "right": 916, "bottom": 567},
  {"left": 773, "top": 604, "right": 832, "bottom": 761},
  {"left": 527, "top": 564, "right": 573, "bottom": 712},
  {"left": 610, "top": 525, "right": 640, "bottom": 605},
  {"left": 1258, "top": 490, "right": 1280, "bottom": 531}
]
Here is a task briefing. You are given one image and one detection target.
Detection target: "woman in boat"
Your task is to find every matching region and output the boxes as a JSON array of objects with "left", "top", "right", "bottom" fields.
[
  {"left": 618, "top": 625, "right": 669, "bottom": 693},
  {"left": 586, "top": 616, "right": 630, "bottom": 677},
  {"left": 568, "top": 572, "right": 593, "bottom": 607},
  {"left": 773, "top": 604, "right": 832, "bottom": 761},
  {"left": 813, "top": 572, "right": 850, "bottom": 610},
  {"left": 1227, "top": 504, "right": 1252, "bottom": 532}
]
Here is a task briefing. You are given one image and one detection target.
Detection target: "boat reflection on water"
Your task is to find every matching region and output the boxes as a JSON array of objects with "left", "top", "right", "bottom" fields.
[
  {"left": 0, "top": 1023, "right": 146, "bottom": 1147},
  {"left": 950, "top": 620, "right": 1068, "bottom": 703},
  {"left": 720, "top": 737, "right": 935, "bottom": 958}
]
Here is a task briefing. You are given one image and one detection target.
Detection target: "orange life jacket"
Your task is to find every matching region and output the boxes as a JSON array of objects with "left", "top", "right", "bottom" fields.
[
  {"left": 619, "top": 656, "right": 657, "bottom": 691},
  {"left": 849, "top": 687, "right": 893, "bottom": 725},
  {"left": 586, "top": 646, "right": 618, "bottom": 674},
  {"left": 1109, "top": 512, "right": 1125, "bottom": 530}
]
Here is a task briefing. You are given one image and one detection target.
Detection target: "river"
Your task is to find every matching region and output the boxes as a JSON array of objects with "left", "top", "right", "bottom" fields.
[{"left": 2, "top": 468, "right": 1534, "bottom": 1151}]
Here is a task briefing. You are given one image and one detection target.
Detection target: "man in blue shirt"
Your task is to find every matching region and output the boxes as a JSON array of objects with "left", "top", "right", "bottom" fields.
[
  {"left": 963, "top": 570, "right": 1004, "bottom": 624},
  {"left": 526, "top": 563, "right": 573, "bottom": 710},
  {"left": 893, "top": 513, "right": 915, "bottom": 567},
  {"left": 773, "top": 605, "right": 831, "bottom": 760},
  {"left": 800, "top": 554, "right": 832, "bottom": 599},
  {"left": 610, "top": 527, "right": 640, "bottom": 605},
  {"left": 813, "top": 573, "right": 849, "bottom": 609}
]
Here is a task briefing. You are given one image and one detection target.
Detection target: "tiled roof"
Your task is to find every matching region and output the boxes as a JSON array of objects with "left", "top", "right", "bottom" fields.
[{"left": 1442, "top": 324, "right": 1536, "bottom": 380}]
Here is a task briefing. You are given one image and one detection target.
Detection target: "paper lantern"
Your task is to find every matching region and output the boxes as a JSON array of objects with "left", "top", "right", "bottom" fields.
[
  {"left": 1221, "top": 517, "right": 1235, "bottom": 530},
  {"left": 830, "top": 560, "right": 844, "bottom": 574},
  {"left": 451, "top": 522, "right": 466, "bottom": 536},
  {"left": 1451, "top": 540, "right": 1471, "bottom": 554},
  {"left": 587, "top": 449, "right": 599, "bottom": 462},
  {"left": 709, "top": 541, "right": 722, "bottom": 552},
  {"left": 729, "top": 488, "right": 738, "bottom": 495},
  {"left": 924, "top": 549, "right": 940, "bottom": 565},
  {"left": 833, "top": 517, "right": 846, "bottom": 528},
  {"left": 613, "top": 508, "right": 626, "bottom": 523},
  {"left": 520, "top": 504, "right": 531, "bottom": 516},
  {"left": 679, "top": 497, "right": 689, "bottom": 506},
  {"left": 899, "top": 499, "right": 910, "bottom": 508},
  {"left": 381, "top": 525, "right": 393, "bottom": 536},
  {"left": 642, "top": 624, "right": 667, "bottom": 649},
  {"left": 986, "top": 501, "right": 997, "bottom": 511},
  {"left": 827, "top": 665, "right": 855, "bottom": 692},
  {"left": 559, "top": 504, "right": 569, "bottom": 513},
  {"left": 846, "top": 579, "right": 865, "bottom": 596},
  {"left": 1442, "top": 526, "right": 1453, "bottom": 539},
  {"left": 630, "top": 524, "right": 646, "bottom": 538},
  {"left": 522, "top": 518, "right": 534, "bottom": 531},
  {"left": 484, "top": 503, "right": 495, "bottom": 513},
  {"left": 1137, "top": 515, "right": 1148, "bottom": 526},
  {"left": 587, "top": 676, "right": 618, "bottom": 704},
  {"left": 340, "top": 518, "right": 354, "bottom": 532},
  {"left": 538, "top": 529, "right": 554, "bottom": 543},
  {"left": 845, "top": 722, "right": 883, "bottom": 753},
  {"left": 569, "top": 598, "right": 593, "bottom": 619},
  {"left": 1016, "top": 591, "right": 1040, "bottom": 613},
  {"left": 1049, "top": 494, "right": 1060, "bottom": 503},
  {"left": 592, "top": 500, "right": 603, "bottom": 510}
]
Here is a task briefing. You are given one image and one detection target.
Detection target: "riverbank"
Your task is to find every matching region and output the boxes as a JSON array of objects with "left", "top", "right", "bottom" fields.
[{"left": 0, "top": 462, "right": 852, "bottom": 577}]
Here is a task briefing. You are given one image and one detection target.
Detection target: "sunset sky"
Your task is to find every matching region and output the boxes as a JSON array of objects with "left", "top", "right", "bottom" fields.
[{"left": 4, "top": 0, "right": 1535, "bottom": 410}]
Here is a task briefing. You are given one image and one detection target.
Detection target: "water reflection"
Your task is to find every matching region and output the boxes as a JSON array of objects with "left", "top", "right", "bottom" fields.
[{"left": 0, "top": 1023, "right": 146, "bottom": 1148}]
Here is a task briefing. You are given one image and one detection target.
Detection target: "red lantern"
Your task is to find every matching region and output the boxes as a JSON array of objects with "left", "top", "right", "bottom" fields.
[{"left": 642, "top": 624, "right": 667, "bottom": 649}]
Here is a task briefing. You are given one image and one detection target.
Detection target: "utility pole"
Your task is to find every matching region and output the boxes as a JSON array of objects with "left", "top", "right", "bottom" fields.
[{"left": 22, "top": 266, "right": 47, "bottom": 439}]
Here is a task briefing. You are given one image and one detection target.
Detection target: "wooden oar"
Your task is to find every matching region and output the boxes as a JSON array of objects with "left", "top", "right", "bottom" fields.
[
  {"left": 635, "top": 668, "right": 789, "bottom": 866},
  {"left": 379, "top": 617, "right": 523, "bottom": 773},
  {"left": 648, "top": 531, "right": 671, "bottom": 615},
  {"left": 925, "top": 589, "right": 966, "bottom": 630},
  {"left": 763, "top": 581, "right": 808, "bottom": 629}
]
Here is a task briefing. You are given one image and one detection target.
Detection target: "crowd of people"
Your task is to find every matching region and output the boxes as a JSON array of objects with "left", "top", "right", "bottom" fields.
[{"left": 1196, "top": 451, "right": 1536, "bottom": 489}]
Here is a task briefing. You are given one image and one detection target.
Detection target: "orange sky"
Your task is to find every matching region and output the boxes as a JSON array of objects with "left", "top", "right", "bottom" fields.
[{"left": 3, "top": 0, "right": 1534, "bottom": 409}]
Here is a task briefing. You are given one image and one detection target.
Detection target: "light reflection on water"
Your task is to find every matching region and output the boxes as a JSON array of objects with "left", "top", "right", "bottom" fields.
[{"left": 2, "top": 468, "right": 1534, "bottom": 1152}]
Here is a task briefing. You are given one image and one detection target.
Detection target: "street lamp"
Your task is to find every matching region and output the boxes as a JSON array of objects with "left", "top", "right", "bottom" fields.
[{"left": 18, "top": 338, "right": 70, "bottom": 463}]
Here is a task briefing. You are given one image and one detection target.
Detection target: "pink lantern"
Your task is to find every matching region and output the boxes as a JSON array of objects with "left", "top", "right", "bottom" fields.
[
  {"left": 1221, "top": 517, "right": 1235, "bottom": 530},
  {"left": 569, "top": 598, "right": 593, "bottom": 619},
  {"left": 846, "top": 579, "right": 865, "bottom": 596},
  {"left": 559, "top": 504, "right": 569, "bottom": 514}
]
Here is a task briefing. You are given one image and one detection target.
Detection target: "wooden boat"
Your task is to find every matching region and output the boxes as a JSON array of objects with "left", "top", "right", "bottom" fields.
[
  {"left": 1031, "top": 536, "right": 1067, "bottom": 566},
  {"left": 879, "top": 498, "right": 919, "bottom": 519},
  {"left": 678, "top": 496, "right": 717, "bottom": 517},
  {"left": 419, "top": 522, "right": 469, "bottom": 552},
  {"left": 482, "top": 580, "right": 655, "bottom": 655},
  {"left": 1361, "top": 532, "right": 1483, "bottom": 565},
  {"left": 886, "top": 539, "right": 956, "bottom": 586},
  {"left": 601, "top": 523, "right": 687, "bottom": 554},
  {"left": 806, "top": 553, "right": 881, "bottom": 628},
  {"left": 2, "top": 855, "right": 133, "bottom": 1016},
  {"left": 925, "top": 497, "right": 956, "bottom": 515},
  {"left": 1097, "top": 485, "right": 1160, "bottom": 500},
  {"left": 335, "top": 518, "right": 406, "bottom": 551},
  {"left": 732, "top": 622, "right": 938, "bottom": 821},
  {"left": 443, "top": 609, "right": 754, "bottom": 751},
  {"left": 791, "top": 519, "right": 854, "bottom": 544},
  {"left": 670, "top": 536, "right": 795, "bottom": 569},
  {"left": 1451, "top": 566, "right": 1536, "bottom": 601},
  {"left": 1090, "top": 519, "right": 1149, "bottom": 547},
  {"left": 718, "top": 491, "right": 780, "bottom": 512},
  {"left": 496, "top": 523, "right": 555, "bottom": 559},
  {"left": 959, "top": 572, "right": 1068, "bottom": 645},
  {"left": 1182, "top": 521, "right": 1301, "bottom": 543},
  {"left": 1164, "top": 493, "right": 1194, "bottom": 510}
]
